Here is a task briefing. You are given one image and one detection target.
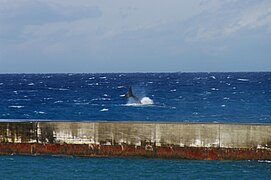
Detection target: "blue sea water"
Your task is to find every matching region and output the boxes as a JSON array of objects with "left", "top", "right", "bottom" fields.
[
  {"left": 0, "top": 72, "right": 271, "bottom": 179},
  {"left": 0, "top": 72, "right": 270, "bottom": 122},
  {"left": 0, "top": 155, "right": 271, "bottom": 180}
]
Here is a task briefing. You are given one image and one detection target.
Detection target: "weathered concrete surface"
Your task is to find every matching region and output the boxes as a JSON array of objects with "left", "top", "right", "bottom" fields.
[{"left": 0, "top": 121, "right": 270, "bottom": 160}]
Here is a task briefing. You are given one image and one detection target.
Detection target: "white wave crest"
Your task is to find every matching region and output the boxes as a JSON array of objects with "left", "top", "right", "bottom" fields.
[
  {"left": 237, "top": 78, "right": 249, "bottom": 82},
  {"left": 8, "top": 105, "right": 24, "bottom": 108},
  {"left": 34, "top": 111, "right": 46, "bottom": 114},
  {"left": 258, "top": 160, "right": 271, "bottom": 163}
]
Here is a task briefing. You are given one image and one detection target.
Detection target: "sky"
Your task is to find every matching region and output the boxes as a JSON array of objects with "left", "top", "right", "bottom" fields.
[{"left": 0, "top": 0, "right": 271, "bottom": 73}]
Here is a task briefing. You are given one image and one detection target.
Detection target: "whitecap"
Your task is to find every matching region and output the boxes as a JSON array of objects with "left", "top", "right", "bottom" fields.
[
  {"left": 8, "top": 99, "right": 30, "bottom": 102},
  {"left": 48, "top": 87, "right": 69, "bottom": 91},
  {"left": 75, "top": 102, "right": 90, "bottom": 105},
  {"left": 88, "top": 83, "right": 99, "bottom": 86},
  {"left": 9, "top": 105, "right": 24, "bottom": 109},
  {"left": 193, "top": 77, "right": 201, "bottom": 80},
  {"left": 258, "top": 160, "right": 271, "bottom": 163},
  {"left": 89, "top": 77, "right": 95, "bottom": 80},
  {"left": 210, "top": 76, "right": 216, "bottom": 80},
  {"left": 237, "top": 78, "right": 249, "bottom": 82},
  {"left": 54, "top": 100, "right": 63, "bottom": 104},
  {"left": 100, "top": 108, "right": 109, "bottom": 112},
  {"left": 211, "top": 88, "right": 219, "bottom": 91},
  {"left": 24, "top": 114, "right": 30, "bottom": 117},
  {"left": 102, "top": 98, "right": 111, "bottom": 101},
  {"left": 44, "top": 98, "right": 53, "bottom": 100},
  {"left": 117, "top": 86, "right": 124, "bottom": 89},
  {"left": 0, "top": 83, "right": 3, "bottom": 85},
  {"left": 25, "top": 90, "right": 38, "bottom": 92},
  {"left": 28, "top": 83, "right": 35, "bottom": 86},
  {"left": 99, "top": 76, "right": 107, "bottom": 79},
  {"left": 103, "top": 94, "right": 109, "bottom": 97},
  {"left": 221, "top": 105, "right": 226, "bottom": 107},
  {"left": 34, "top": 111, "right": 45, "bottom": 114},
  {"left": 170, "top": 89, "right": 177, "bottom": 92},
  {"left": 13, "top": 91, "right": 18, "bottom": 94}
]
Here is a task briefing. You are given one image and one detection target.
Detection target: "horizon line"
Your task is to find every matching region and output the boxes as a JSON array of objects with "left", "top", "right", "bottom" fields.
[{"left": 0, "top": 70, "right": 271, "bottom": 74}]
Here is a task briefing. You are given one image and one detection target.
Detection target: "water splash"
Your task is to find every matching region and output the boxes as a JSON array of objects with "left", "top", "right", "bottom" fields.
[
  {"left": 140, "top": 97, "right": 153, "bottom": 105},
  {"left": 126, "top": 97, "right": 153, "bottom": 106}
]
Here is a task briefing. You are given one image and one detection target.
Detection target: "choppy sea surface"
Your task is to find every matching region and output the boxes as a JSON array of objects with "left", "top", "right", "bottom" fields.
[
  {"left": 0, "top": 72, "right": 270, "bottom": 122},
  {"left": 0, "top": 72, "right": 271, "bottom": 179}
]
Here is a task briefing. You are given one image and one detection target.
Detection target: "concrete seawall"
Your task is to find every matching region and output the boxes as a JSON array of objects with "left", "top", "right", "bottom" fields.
[{"left": 0, "top": 121, "right": 271, "bottom": 160}]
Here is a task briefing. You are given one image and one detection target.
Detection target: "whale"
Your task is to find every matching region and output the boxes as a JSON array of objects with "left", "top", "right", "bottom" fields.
[{"left": 124, "top": 86, "right": 142, "bottom": 104}]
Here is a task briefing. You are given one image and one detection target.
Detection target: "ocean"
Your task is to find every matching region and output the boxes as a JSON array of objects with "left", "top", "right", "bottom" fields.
[
  {"left": 0, "top": 155, "right": 271, "bottom": 180},
  {"left": 0, "top": 72, "right": 271, "bottom": 122},
  {"left": 0, "top": 72, "right": 271, "bottom": 179}
]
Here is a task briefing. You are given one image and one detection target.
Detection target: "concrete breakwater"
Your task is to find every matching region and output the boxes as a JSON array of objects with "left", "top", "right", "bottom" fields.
[{"left": 0, "top": 121, "right": 270, "bottom": 160}]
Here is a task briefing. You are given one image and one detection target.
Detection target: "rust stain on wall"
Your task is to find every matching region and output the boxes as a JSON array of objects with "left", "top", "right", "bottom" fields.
[
  {"left": 0, "top": 121, "right": 270, "bottom": 160},
  {"left": 0, "top": 143, "right": 271, "bottom": 160}
]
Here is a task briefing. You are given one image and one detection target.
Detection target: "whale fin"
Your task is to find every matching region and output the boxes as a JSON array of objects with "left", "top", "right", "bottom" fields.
[
  {"left": 124, "top": 86, "right": 134, "bottom": 98},
  {"left": 124, "top": 86, "right": 141, "bottom": 104}
]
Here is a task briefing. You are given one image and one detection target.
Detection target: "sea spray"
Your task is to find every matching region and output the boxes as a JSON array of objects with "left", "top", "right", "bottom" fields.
[
  {"left": 126, "top": 96, "right": 154, "bottom": 106},
  {"left": 140, "top": 97, "right": 153, "bottom": 105}
]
